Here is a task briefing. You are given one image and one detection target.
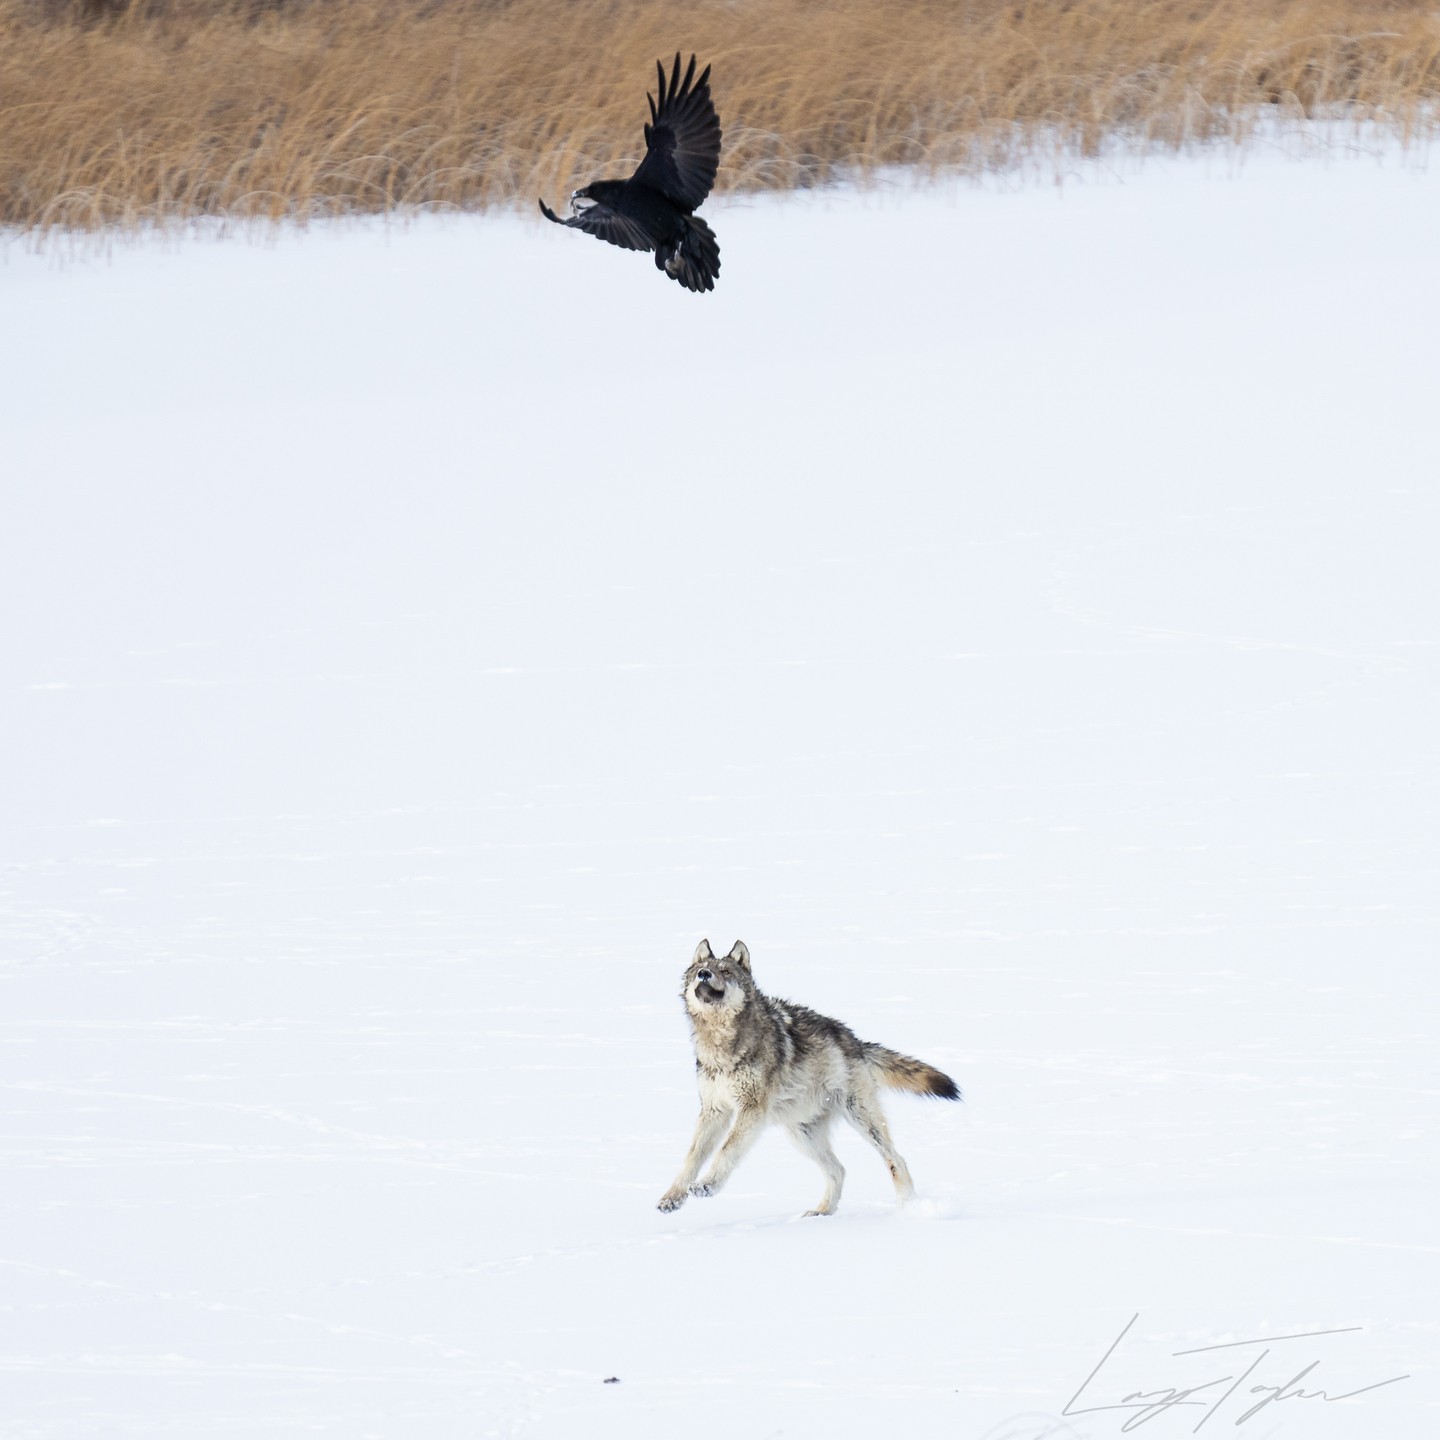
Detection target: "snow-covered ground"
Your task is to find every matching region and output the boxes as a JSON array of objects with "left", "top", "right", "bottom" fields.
[{"left": 2, "top": 134, "right": 1438, "bottom": 1439}]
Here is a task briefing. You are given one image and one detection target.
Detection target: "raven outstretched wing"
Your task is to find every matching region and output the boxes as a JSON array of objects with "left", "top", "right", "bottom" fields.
[
  {"left": 629, "top": 53, "right": 722, "bottom": 211},
  {"left": 538, "top": 197, "right": 656, "bottom": 251}
]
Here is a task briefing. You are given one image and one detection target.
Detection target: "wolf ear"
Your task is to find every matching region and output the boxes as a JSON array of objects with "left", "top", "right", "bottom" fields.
[
  {"left": 693, "top": 939, "right": 715, "bottom": 965},
  {"left": 726, "top": 940, "right": 750, "bottom": 971}
]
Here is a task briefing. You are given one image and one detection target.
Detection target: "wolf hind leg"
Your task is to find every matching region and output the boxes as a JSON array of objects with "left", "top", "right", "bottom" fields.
[
  {"left": 787, "top": 1117, "right": 845, "bottom": 1216},
  {"left": 841, "top": 1087, "right": 917, "bottom": 1203}
]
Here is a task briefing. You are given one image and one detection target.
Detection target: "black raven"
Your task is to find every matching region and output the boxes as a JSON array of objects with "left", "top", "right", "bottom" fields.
[{"left": 540, "top": 54, "right": 722, "bottom": 293}]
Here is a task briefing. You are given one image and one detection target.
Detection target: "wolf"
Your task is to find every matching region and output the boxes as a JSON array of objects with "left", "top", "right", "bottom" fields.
[{"left": 657, "top": 939, "right": 960, "bottom": 1216}]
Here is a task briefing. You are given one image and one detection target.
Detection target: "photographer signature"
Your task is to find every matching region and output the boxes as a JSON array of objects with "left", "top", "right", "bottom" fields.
[{"left": 1061, "top": 1313, "right": 1409, "bottom": 1431}]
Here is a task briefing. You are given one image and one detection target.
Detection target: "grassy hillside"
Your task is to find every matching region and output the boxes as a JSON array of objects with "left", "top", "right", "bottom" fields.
[{"left": 3, "top": 0, "right": 1438, "bottom": 230}]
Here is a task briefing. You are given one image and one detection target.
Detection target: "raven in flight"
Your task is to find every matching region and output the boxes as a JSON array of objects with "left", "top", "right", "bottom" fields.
[{"left": 540, "top": 54, "right": 722, "bottom": 293}]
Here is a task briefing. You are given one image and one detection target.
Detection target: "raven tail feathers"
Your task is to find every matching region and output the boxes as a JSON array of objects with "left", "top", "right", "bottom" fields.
[{"left": 660, "top": 215, "right": 721, "bottom": 294}]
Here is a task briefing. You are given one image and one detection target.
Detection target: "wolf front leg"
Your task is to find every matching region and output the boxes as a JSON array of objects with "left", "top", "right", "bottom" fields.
[
  {"left": 657, "top": 1104, "right": 732, "bottom": 1211},
  {"left": 690, "top": 1101, "right": 767, "bottom": 1199}
]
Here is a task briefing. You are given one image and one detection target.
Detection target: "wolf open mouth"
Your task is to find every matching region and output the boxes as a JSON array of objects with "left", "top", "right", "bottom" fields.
[{"left": 695, "top": 979, "right": 725, "bottom": 1003}]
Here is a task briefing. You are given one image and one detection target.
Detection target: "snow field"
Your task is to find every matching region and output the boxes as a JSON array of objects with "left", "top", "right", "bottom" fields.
[{"left": 2, "top": 134, "right": 1438, "bottom": 1437}]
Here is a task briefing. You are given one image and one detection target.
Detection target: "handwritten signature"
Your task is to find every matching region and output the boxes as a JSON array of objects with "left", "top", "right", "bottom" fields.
[{"left": 1061, "top": 1313, "right": 1409, "bottom": 1432}]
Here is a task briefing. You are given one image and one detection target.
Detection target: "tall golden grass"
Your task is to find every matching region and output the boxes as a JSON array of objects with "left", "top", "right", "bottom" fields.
[{"left": 3, "top": 0, "right": 1438, "bottom": 231}]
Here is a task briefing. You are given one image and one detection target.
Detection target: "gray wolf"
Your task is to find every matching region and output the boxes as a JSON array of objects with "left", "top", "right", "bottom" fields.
[{"left": 657, "top": 939, "right": 960, "bottom": 1216}]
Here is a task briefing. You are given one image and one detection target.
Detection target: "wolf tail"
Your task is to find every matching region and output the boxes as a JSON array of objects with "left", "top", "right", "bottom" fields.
[{"left": 864, "top": 1044, "right": 961, "bottom": 1101}]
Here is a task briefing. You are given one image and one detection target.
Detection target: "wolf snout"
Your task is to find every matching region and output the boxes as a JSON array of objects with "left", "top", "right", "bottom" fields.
[{"left": 693, "top": 969, "right": 727, "bottom": 1004}]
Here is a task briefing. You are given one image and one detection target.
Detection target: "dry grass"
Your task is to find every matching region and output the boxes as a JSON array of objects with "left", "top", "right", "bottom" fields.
[{"left": 3, "top": 0, "right": 1438, "bottom": 231}]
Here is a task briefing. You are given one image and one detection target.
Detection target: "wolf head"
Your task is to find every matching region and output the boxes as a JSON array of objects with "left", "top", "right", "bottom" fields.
[{"left": 683, "top": 938, "right": 752, "bottom": 1017}]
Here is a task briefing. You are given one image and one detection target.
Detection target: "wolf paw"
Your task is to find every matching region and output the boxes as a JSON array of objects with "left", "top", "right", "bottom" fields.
[
  {"left": 688, "top": 1180, "right": 717, "bottom": 1199},
  {"left": 656, "top": 1191, "right": 687, "bottom": 1212}
]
